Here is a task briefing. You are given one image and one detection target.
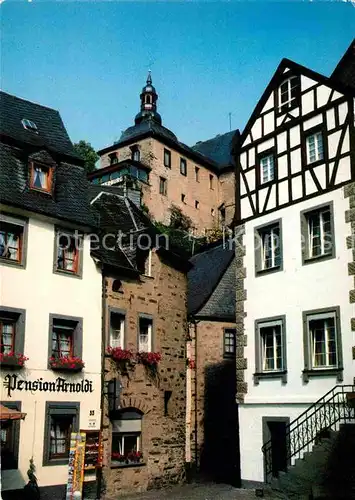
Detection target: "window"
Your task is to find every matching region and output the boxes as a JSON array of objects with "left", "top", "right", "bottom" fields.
[
  {"left": 21, "top": 118, "right": 38, "bottom": 133},
  {"left": 111, "top": 410, "right": 142, "bottom": 466},
  {"left": 209, "top": 174, "right": 214, "bottom": 190},
  {"left": 181, "top": 194, "right": 186, "bottom": 203},
  {"left": 211, "top": 208, "right": 215, "bottom": 217},
  {"left": 110, "top": 310, "right": 125, "bottom": 349},
  {"left": 29, "top": 162, "right": 53, "bottom": 193},
  {"left": 49, "top": 314, "right": 83, "bottom": 364},
  {"left": 1, "top": 402, "right": 21, "bottom": 470},
  {"left": 301, "top": 203, "right": 335, "bottom": 263},
  {"left": 255, "top": 316, "right": 287, "bottom": 383},
  {"left": 0, "top": 214, "right": 28, "bottom": 268},
  {"left": 136, "top": 248, "right": 152, "bottom": 276},
  {"left": 54, "top": 230, "right": 82, "bottom": 277},
  {"left": 278, "top": 75, "right": 300, "bottom": 113},
  {"left": 180, "top": 158, "right": 187, "bottom": 176},
  {"left": 195, "top": 200, "right": 199, "bottom": 209},
  {"left": 303, "top": 307, "right": 342, "bottom": 381},
  {"left": 138, "top": 316, "right": 152, "bottom": 352},
  {"left": 260, "top": 154, "right": 275, "bottom": 184},
  {"left": 159, "top": 177, "right": 167, "bottom": 196},
  {"left": 219, "top": 206, "right": 226, "bottom": 226},
  {"left": 255, "top": 220, "right": 282, "bottom": 274},
  {"left": 164, "top": 149, "right": 171, "bottom": 168},
  {"left": 306, "top": 131, "right": 324, "bottom": 164},
  {"left": 195, "top": 167, "right": 200, "bottom": 182},
  {"left": 44, "top": 402, "right": 79, "bottom": 466},
  {"left": 131, "top": 146, "right": 140, "bottom": 162},
  {"left": 223, "top": 328, "right": 236, "bottom": 358},
  {"left": 110, "top": 154, "right": 118, "bottom": 165},
  {"left": 0, "top": 307, "right": 25, "bottom": 358}
]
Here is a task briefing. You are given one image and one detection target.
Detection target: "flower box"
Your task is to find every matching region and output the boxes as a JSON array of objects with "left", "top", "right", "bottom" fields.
[
  {"left": 111, "top": 451, "right": 143, "bottom": 466},
  {"left": 49, "top": 356, "right": 84, "bottom": 372},
  {"left": 137, "top": 352, "right": 161, "bottom": 367},
  {"left": 106, "top": 347, "right": 135, "bottom": 362},
  {"left": 0, "top": 352, "right": 28, "bottom": 369}
]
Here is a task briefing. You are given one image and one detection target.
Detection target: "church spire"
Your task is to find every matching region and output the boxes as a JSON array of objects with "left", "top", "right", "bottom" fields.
[{"left": 135, "top": 71, "right": 162, "bottom": 126}]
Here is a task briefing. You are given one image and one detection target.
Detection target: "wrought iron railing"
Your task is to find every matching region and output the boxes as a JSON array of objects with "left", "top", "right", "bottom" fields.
[{"left": 262, "top": 384, "right": 355, "bottom": 481}]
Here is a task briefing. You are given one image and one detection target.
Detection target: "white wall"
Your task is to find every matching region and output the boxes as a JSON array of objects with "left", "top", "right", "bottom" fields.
[
  {"left": 238, "top": 187, "right": 354, "bottom": 483},
  {"left": 0, "top": 215, "right": 102, "bottom": 490}
]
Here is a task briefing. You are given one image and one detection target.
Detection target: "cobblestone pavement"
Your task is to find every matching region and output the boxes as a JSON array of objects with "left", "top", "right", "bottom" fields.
[{"left": 105, "top": 483, "right": 259, "bottom": 500}]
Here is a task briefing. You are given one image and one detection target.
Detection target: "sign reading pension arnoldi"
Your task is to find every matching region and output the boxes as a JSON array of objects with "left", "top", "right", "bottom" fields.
[{"left": 3, "top": 374, "right": 94, "bottom": 398}]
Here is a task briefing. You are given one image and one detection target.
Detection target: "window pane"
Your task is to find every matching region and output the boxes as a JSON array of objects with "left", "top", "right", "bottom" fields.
[
  {"left": 49, "top": 416, "right": 73, "bottom": 458},
  {"left": 139, "top": 318, "right": 152, "bottom": 352},
  {"left": 1, "top": 321, "right": 15, "bottom": 354},
  {"left": 52, "top": 325, "right": 73, "bottom": 358},
  {"left": 261, "top": 325, "right": 282, "bottom": 371},
  {"left": 110, "top": 313, "right": 124, "bottom": 348},
  {"left": 0, "top": 224, "right": 22, "bottom": 262}
]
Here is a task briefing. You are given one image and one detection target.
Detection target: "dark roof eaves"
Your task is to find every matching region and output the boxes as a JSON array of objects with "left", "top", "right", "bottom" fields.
[{"left": 97, "top": 130, "right": 221, "bottom": 173}]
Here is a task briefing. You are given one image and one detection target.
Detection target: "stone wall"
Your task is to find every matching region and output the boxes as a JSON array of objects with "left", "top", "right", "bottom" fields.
[
  {"left": 188, "top": 319, "right": 239, "bottom": 485},
  {"left": 99, "top": 138, "right": 234, "bottom": 235},
  {"left": 344, "top": 182, "right": 355, "bottom": 383},
  {"left": 101, "top": 249, "right": 188, "bottom": 497}
]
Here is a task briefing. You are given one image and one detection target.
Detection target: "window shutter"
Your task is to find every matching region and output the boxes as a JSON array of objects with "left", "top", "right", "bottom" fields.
[
  {"left": 303, "top": 315, "right": 310, "bottom": 371},
  {"left": 74, "top": 320, "right": 83, "bottom": 359},
  {"left": 300, "top": 213, "right": 308, "bottom": 262},
  {"left": 255, "top": 230, "right": 262, "bottom": 273}
]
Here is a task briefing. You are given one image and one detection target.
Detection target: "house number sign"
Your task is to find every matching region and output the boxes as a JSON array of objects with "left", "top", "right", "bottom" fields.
[{"left": 3, "top": 374, "right": 94, "bottom": 398}]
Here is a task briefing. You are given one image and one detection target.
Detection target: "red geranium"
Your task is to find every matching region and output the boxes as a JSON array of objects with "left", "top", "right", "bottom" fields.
[
  {"left": 49, "top": 356, "right": 85, "bottom": 370},
  {"left": 106, "top": 347, "right": 135, "bottom": 362},
  {"left": 137, "top": 351, "right": 161, "bottom": 366},
  {"left": 0, "top": 352, "right": 29, "bottom": 367}
]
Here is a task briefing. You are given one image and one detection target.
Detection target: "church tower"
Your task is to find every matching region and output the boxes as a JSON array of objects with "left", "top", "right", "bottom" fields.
[{"left": 134, "top": 71, "right": 162, "bottom": 125}]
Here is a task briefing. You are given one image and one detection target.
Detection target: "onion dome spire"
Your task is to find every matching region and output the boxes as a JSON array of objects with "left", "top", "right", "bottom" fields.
[{"left": 135, "top": 71, "right": 162, "bottom": 125}]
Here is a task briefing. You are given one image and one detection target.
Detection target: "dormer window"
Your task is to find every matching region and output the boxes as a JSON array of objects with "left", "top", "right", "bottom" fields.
[
  {"left": 21, "top": 118, "right": 38, "bottom": 133},
  {"left": 29, "top": 162, "right": 53, "bottom": 193},
  {"left": 278, "top": 75, "right": 300, "bottom": 113}
]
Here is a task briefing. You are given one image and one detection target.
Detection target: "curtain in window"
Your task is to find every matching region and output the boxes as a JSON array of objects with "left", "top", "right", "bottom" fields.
[
  {"left": 33, "top": 166, "right": 47, "bottom": 189},
  {"left": 1, "top": 322, "right": 14, "bottom": 354},
  {"left": 52, "top": 328, "right": 72, "bottom": 357},
  {"left": 262, "top": 326, "right": 282, "bottom": 371},
  {"left": 0, "top": 230, "right": 20, "bottom": 260},
  {"left": 50, "top": 419, "right": 70, "bottom": 456},
  {"left": 310, "top": 318, "right": 336, "bottom": 367}
]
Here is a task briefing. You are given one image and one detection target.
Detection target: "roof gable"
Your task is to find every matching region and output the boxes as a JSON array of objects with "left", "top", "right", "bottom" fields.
[{"left": 237, "top": 58, "right": 355, "bottom": 149}]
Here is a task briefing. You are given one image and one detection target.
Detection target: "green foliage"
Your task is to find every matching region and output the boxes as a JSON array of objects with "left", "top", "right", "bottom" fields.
[
  {"left": 169, "top": 205, "right": 193, "bottom": 231},
  {"left": 73, "top": 140, "right": 99, "bottom": 174}
]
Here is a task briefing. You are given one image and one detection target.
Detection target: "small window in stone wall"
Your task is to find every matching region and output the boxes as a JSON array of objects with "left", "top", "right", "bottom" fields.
[
  {"left": 111, "top": 410, "right": 143, "bottom": 467},
  {"left": 164, "top": 390, "right": 172, "bottom": 416}
]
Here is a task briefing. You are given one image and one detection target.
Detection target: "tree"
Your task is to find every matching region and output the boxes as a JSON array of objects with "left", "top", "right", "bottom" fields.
[{"left": 73, "top": 140, "right": 99, "bottom": 174}]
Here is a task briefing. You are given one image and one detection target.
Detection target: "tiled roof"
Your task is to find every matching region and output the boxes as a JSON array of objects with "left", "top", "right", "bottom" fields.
[
  {"left": 188, "top": 242, "right": 235, "bottom": 317},
  {"left": 191, "top": 130, "right": 237, "bottom": 169},
  {"left": 0, "top": 142, "right": 97, "bottom": 228},
  {"left": 0, "top": 91, "right": 80, "bottom": 159}
]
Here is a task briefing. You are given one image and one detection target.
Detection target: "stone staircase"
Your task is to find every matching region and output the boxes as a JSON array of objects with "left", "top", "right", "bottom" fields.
[{"left": 264, "top": 423, "right": 355, "bottom": 500}]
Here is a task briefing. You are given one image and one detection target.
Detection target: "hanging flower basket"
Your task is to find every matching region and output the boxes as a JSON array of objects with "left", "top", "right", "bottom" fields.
[
  {"left": 49, "top": 356, "right": 84, "bottom": 372},
  {"left": 137, "top": 352, "right": 161, "bottom": 367},
  {"left": 106, "top": 347, "right": 136, "bottom": 375},
  {"left": 186, "top": 358, "right": 196, "bottom": 370},
  {"left": 0, "top": 352, "right": 28, "bottom": 369}
]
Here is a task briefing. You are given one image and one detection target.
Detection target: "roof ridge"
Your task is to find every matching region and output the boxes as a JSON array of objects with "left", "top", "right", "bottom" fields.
[{"left": 0, "top": 90, "right": 60, "bottom": 114}]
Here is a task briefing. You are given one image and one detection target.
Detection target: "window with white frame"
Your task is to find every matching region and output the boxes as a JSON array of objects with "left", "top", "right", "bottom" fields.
[
  {"left": 260, "top": 323, "right": 283, "bottom": 371},
  {"left": 0, "top": 214, "right": 28, "bottom": 267},
  {"left": 255, "top": 316, "right": 286, "bottom": 382},
  {"left": 138, "top": 317, "right": 152, "bottom": 352},
  {"left": 223, "top": 328, "right": 236, "bottom": 358},
  {"left": 306, "top": 131, "right": 324, "bottom": 164},
  {"left": 301, "top": 204, "right": 334, "bottom": 261},
  {"left": 309, "top": 314, "right": 337, "bottom": 368},
  {"left": 278, "top": 75, "right": 300, "bottom": 113},
  {"left": 110, "top": 312, "right": 125, "bottom": 349},
  {"left": 111, "top": 410, "right": 142, "bottom": 465},
  {"left": 255, "top": 222, "right": 282, "bottom": 273},
  {"left": 260, "top": 154, "right": 275, "bottom": 184},
  {"left": 303, "top": 308, "right": 342, "bottom": 377}
]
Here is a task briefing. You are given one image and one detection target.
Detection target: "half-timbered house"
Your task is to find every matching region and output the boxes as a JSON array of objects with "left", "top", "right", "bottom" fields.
[{"left": 233, "top": 41, "right": 355, "bottom": 492}]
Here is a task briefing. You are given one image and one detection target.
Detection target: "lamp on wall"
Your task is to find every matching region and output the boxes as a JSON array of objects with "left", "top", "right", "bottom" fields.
[{"left": 105, "top": 378, "right": 122, "bottom": 413}]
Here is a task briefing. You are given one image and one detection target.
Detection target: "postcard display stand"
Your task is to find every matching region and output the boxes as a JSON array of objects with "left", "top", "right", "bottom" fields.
[{"left": 66, "top": 430, "right": 103, "bottom": 499}]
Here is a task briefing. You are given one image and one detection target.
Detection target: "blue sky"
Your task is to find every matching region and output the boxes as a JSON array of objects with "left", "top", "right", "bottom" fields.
[{"left": 1, "top": 2, "right": 354, "bottom": 151}]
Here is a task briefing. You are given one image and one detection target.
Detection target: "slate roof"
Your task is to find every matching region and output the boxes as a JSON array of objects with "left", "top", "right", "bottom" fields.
[
  {"left": 331, "top": 39, "right": 355, "bottom": 89},
  {"left": 197, "top": 258, "right": 236, "bottom": 321},
  {"left": 191, "top": 130, "right": 238, "bottom": 169},
  {"left": 118, "top": 118, "right": 178, "bottom": 145},
  {"left": 0, "top": 91, "right": 80, "bottom": 160},
  {"left": 188, "top": 242, "right": 235, "bottom": 318},
  {"left": 0, "top": 140, "right": 96, "bottom": 228}
]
